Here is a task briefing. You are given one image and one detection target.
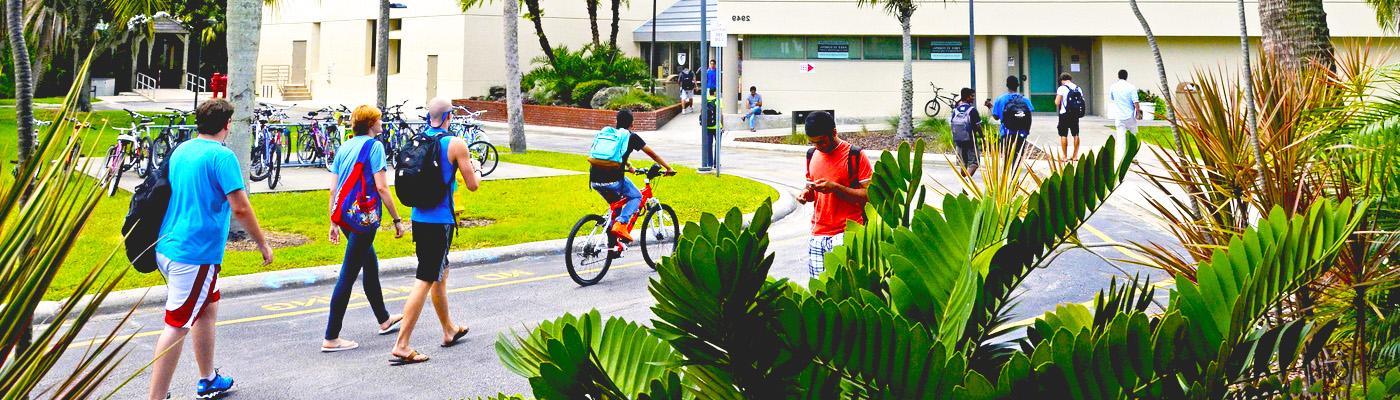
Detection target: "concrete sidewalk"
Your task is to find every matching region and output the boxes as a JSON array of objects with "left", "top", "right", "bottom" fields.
[{"left": 81, "top": 159, "right": 580, "bottom": 195}]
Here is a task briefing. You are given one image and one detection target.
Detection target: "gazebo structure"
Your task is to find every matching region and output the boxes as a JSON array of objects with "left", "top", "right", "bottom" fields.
[{"left": 128, "top": 13, "right": 192, "bottom": 92}]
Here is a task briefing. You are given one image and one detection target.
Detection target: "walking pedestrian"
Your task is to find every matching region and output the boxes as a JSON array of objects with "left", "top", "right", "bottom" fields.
[
  {"left": 798, "top": 111, "right": 872, "bottom": 279},
  {"left": 741, "top": 86, "right": 764, "bottom": 132},
  {"left": 677, "top": 67, "right": 696, "bottom": 114},
  {"left": 320, "top": 105, "right": 406, "bottom": 353},
  {"left": 698, "top": 88, "right": 721, "bottom": 172},
  {"left": 990, "top": 75, "right": 1034, "bottom": 162},
  {"left": 1108, "top": 69, "right": 1141, "bottom": 148},
  {"left": 1055, "top": 73, "right": 1085, "bottom": 160},
  {"left": 147, "top": 98, "right": 274, "bottom": 400},
  {"left": 389, "top": 97, "right": 483, "bottom": 365},
  {"left": 949, "top": 88, "right": 982, "bottom": 177}
]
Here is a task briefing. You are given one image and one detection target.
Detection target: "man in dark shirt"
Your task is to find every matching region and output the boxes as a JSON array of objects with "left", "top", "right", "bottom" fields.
[
  {"left": 678, "top": 67, "right": 696, "bottom": 114},
  {"left": 589, "top": 111, "right": 676, "bottom": 241}
]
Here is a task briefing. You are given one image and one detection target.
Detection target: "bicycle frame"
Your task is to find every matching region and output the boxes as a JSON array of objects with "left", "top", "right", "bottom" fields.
[{"left": 602, "top": 172, "right": 659, "bottom": 230}]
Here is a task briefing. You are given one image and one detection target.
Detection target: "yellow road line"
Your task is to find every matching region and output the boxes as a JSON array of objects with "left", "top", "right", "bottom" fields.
[
  {"left": 1079, "top": 223, "right": 1155, "bottom": 265},
  {"left": 67, "top": 262, "right": 645, "bottom": 349}
]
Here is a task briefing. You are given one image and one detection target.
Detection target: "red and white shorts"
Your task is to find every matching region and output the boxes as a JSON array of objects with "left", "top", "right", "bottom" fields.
[{"left": 156, "top": 253, "right": 222, "bottom": 328}]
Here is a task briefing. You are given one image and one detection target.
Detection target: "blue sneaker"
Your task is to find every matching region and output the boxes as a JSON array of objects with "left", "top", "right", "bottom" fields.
[{"left": 195, "top": 369, "right": 234, "bottom": 399}]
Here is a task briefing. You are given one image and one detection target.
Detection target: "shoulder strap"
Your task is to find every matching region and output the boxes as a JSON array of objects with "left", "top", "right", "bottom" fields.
[
  {"left": 805, "top": 147, "right": 816, "bottom": 178},
  {"left": 847, "top": 145, "right": 863, "bottom": 189}
]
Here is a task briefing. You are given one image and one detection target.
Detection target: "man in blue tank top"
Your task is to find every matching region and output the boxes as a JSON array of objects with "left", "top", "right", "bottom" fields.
[{"left": 390, "top": 97, "right": 484, "bottom": 365}]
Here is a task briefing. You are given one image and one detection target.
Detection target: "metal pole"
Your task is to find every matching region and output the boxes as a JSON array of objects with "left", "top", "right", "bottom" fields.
[
  {"left": 699, "top": 0, "right": 709, "bottom": 171},
  {"left": 649, "top": 0, "right": 656, "bottom": 92},
  {"left": 714, "top": 49, "right": 722, "bottom": 177},
  {"left": 969, "top": 0, "right": 976, "bottom": 91}
]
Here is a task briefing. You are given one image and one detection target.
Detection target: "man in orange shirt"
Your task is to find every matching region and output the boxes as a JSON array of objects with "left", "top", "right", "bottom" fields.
[{"left": 797, "top": 111, "right": 873, "bottom": 278}]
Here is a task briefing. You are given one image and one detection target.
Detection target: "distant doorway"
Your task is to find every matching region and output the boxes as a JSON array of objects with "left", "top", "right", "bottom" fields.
[
  {"left": 1026, "top": 38, "right": 1093, "bottom": 113},
  {"left": 426, "top": 55, "right": 439, "bottom": 100},
  {"left": 291, "top": 40, "right": 308, "bottom": 84}
]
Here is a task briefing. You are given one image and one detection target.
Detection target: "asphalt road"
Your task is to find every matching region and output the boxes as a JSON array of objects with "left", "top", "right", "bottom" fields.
[{"left": 43, "top": 128, "right": 1179, "bottom": 399}]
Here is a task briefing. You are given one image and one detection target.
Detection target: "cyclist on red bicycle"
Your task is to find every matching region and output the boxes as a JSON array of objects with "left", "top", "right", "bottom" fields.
[{"left": 588, "top": 110, "right": 676, "bottom": 242}]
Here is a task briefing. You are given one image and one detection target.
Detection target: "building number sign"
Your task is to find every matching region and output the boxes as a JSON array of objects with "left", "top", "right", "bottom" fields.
[{"left": 731, "top": 15, "right": 751, "bottom": 22}]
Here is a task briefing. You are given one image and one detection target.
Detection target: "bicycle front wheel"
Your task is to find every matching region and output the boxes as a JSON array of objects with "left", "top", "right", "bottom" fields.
[
  {"left": 249, "top": 141, "right": 270, "bottom": 182},
  {"left": 469, "top": 140, "right": 499, "bottom": 177},
  {"left": 269, "top": 144, "right": 282, "bottom": 189},
  {"left": 924, "top": 100, "right": 940, "bottom": 117},
  {"left": 297, "top": 127, "right": 318, "bottom": 162},
  {"left": 104, "top": 145, "right": 123, "bottom": 197},
  {"left": 640, "top": 204, "right": 679, "bottom": 270},
  {"left": 134, "top": 137, "right": 151, "bottom": 178},
  {"left": 324, "top": 136, "right": 341, "bottom": 172},
  {"left": 565, "top": 214, "right": 613, "bottom": 286}
]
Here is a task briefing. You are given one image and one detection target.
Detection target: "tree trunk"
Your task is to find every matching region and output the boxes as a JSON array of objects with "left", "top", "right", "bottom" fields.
[
  {"left": 1237, "top": 0, "right": 1265, "bottom": 178},
  {"left": 896, "top": 11, "right": 913, "bottom": 139},
  {"left": 1259, "top": 0, "right": 1334, "bottom": 68},
  {"left": 376, "top": 0, "right": 390, "bottom": 108},
  {"left": 226, "top": 0, "right": 260, "bottom": 236},
  {"left": 586, "top": 0, "right": 600, "bottom": 46},
  {"left": 523, "top": 0, "right": 557, "bottom": 68},
  {"left": 8, "top": 0, "right": 33, "bottom": 169},
  {"left": 608, "top": 0, "right": 621, "bottom": 50},
  {"left": 1127, "top": 0, "right": 1186, "bottom": 158},
  {"left": 505, "top": 0, "right": 527, "bottom": 153}
]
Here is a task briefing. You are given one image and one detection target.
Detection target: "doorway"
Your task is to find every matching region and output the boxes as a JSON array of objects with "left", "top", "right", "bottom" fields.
[
  {"left": 291, "top": 40, "right": 307, "bottom": 84},
  {"left": 425, "top": 55, "right": 439, "bottom": 100},
  {"left": 1025, "top": 38, "right": 1093, "bottom": 113}
]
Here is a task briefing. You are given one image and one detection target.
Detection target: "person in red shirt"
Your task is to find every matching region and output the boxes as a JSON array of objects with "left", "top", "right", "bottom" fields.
[{"left": 797, "top": 111, "right": 873, "bottom": 278}]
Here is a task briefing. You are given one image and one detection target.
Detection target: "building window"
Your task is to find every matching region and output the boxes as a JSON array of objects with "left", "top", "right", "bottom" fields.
[
  {"left": 919, "top": 38, "right": 970, "bottom": 61},
  {"left": 862, "top": 37, "right": 903, "bottom": 60},
  {"left": 365, "top": 20, "right": 375, "bottom": 74},
  {"left": 805, "top": 37, "right": 861, "bottom": 60},
  {"left": 389, "top": 39, "right": 401, "bottom": 75},
  {"left": 748, "top": 36, "right": 804, "bottom": 59},
  {"left": 366, "top": 19, "right": 403, "bottom": 74}
]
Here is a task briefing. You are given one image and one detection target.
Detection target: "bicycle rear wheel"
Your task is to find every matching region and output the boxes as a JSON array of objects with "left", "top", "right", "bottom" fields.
[
  {"left": 640, "top": 203, "right": 679, "bottom": 270},
  {"left": 269, "top": 144, "right": 282, "bottom": 189},
  {"left": 565, "top": 214, "right": 613, "bottom": 286},
  {"left": 324, "top": 136, "right": 341, "bottom": 172},
  {"left": 104, "top": 145, "right": 123, "bottom": 197},
  {"left": 297, "top": 127, "right": 318, "bottom": 162},
  {"left": 469, "top": 140, "right": 499, "bottom": 177},
  {"left": 249, "top": 139, "right": 270, "bottom": 182}
]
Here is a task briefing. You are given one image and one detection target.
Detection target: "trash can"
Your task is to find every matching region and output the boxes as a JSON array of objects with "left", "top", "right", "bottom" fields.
[
  {"left": 91, "top": 78, "right": 116, "bottom": 97},
  {"left": 1174, "top": 82, "right": 1200, "bottom": 122}
]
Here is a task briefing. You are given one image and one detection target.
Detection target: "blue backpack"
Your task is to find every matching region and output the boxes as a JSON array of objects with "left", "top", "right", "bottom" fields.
[{"left": 588, "top": 126, "right": 631, "bottom": 168}]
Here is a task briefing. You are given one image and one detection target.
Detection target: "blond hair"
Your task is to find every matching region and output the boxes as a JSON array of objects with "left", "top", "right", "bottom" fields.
[{"left": 351, "top": 105, "right": 382, "bottom": 136}]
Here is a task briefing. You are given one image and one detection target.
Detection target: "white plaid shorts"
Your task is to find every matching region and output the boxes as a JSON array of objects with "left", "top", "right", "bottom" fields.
[{"left": 807, "top": 234, "right": 844, "bottom": 278}]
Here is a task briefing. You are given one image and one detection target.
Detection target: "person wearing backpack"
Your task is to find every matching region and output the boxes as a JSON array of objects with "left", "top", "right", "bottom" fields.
[
  {"left": 949, "top": 88, "right": 983, "bottom": 177},
  {"left": 589, "top": 110, "right": 676, "bottom": 241},
  {"left": 990, "top": 75, "right": 1035, "bottom": 162},
  {"left": 146, "top": 98, "right": 273, "bottom": 400},
  {"left": 699, "top": 87, "right": 722, "bottom": 172},
  {"left": 1054, "top": 73, "right": 1086, "bottom": 160},
  {"left": 388, "top": 97, "right": 483, "bottom": 366},
  {"left": 798, "top": 111, "right": 873, "bottom": 278},
  {"left": 677, "top": 67, "right": 695, "bottom": 114},
  {"left": 319, "top": 105, "right": 407, "bottom": 353}
]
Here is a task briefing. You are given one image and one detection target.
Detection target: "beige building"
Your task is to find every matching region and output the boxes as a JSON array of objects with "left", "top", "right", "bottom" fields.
[{"left": 258, "top": 0, "right": 1396, "bottom": 118}]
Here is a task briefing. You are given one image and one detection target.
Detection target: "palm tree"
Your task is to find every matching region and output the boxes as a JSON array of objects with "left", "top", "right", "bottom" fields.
[
  {"left": 1258, "top": 0, "right": 1334, "bottom": 68},
  {"left": 522, "top": 0, "right": 558, "bottom": 68},
  {"left": 586, "top": 0, "right": 600, "bottom": 45},
  {"left": 7, "top": 0, "right": 34, "bottom": 169},
  {"left": 1126, "top": 0, "right": 1185, "bottom": 157},
  {"left": 607, "top": 0, "right": 623, "bottom": 50},
  {"left": 1371, "top": 0, "right": 1400, "bottom": 30},
  {"left": 1237, "top": 0, "right": 1265, "bottom": 174},
  {"left": 376, "top": 0, "right": 389, "bottom": 109},
  {"left": 856, "top": 0, "right": 916, "bottom": 139},
  {"left": 460, "top": 0, "right": 526, "bottom": 153},
  {"left": 226, "top": 0, "right": 262, "bottom": 204},
  {"left": 23, "top": 0, "right": 104, "bottom": 111}
]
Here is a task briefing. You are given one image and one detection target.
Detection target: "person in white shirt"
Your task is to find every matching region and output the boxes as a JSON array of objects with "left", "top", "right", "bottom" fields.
[
  {"left": 1108, "top": 70, "right": 1141, "bottom": 146},
  {"left": 1054, "top": 73, "right": 1083, "bottom": 159}
]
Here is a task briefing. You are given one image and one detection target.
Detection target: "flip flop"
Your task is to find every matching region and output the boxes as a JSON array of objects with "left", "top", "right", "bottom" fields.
[
  {"left": 388, "top": 350, "right": 429, "bottom": 366},
  {"left": 440, "top": 326, "right": 470, "bottom": 348},
  {"left": 377, "top": 315, "right": 404, "bottom": 335},
  {"left": 320, "top": 341, "right": 359, "bottom": 353}
]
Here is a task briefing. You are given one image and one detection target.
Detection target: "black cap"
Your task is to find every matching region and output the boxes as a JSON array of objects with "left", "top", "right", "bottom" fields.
[{"left": 804, "top": 111, "right": 835, "bottom": 137}]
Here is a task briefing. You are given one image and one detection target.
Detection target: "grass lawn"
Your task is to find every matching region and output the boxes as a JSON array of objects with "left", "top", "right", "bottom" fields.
[
  {"left": 0, "top": 109, "right": 139, "bottom": 161},
  {"left": 0, "top": 96, "right": 102, "bottom": 106},
  {"left": 42, "top": 148, "right": 777, "bottom": 299},
  {"left": 1136, "top": 125, "right": 1177, "bottom": 150}
]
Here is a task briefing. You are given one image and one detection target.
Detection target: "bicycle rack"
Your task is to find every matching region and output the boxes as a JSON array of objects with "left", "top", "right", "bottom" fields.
[{"left": 128, "top": 120, "right": 491, "bottom": 169}]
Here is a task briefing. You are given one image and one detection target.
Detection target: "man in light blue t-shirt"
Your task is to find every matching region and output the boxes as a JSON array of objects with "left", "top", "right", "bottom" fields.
[{"left": 148, "top": 98, "right": 272, "bottom": 400}]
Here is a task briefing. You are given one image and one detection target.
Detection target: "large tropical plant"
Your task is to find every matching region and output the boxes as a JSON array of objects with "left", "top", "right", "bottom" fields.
[
  {"left": 522, "top": 44, "right": 647, "bottom": 106},
  {"left": 0, "top": 55, "right": 138, "bottom": 399}
]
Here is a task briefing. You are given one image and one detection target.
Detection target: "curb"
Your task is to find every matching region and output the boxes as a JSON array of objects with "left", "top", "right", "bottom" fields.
[{"left": 39, "top": 178, "right": 799, "bottom": 321}]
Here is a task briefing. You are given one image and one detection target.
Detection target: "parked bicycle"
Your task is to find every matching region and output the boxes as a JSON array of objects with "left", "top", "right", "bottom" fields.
[
  {"left": 449, "top": 106, "right": 498, "bottom": 176},
  {"left": 564, "top": 164, "right": 679, "bottom": 286},
  {"left": 296, "top": 106, "right": 345, "bottom": 171},
  {"left": 380, "top": 100, "right": 416, "bottom": 169},
  {"left": 924, "top": 82, "right": 961, "bottom": 117},
  {"left": 106, "top": 113, "right": 154, "bottom": 196},
  {"left": 250, "top": 104, "right": 291, "bottom": 188},
  {"left": 149, "top": 107, "right": 195, "bottom": 165}
]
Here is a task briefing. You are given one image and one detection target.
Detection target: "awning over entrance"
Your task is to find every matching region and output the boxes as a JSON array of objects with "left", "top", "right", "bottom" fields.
[{"left": 632, "top": 0, "right": 719, "bottom": 43}]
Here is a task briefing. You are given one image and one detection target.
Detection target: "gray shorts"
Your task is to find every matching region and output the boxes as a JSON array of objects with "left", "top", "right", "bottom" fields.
[{"left": 954, "top": 140, "right": 979, "bottom": 168}]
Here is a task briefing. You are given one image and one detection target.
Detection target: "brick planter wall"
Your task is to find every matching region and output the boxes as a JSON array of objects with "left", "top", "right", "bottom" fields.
[{"left": 455, "top": 99, "right": 682, "bottom": 132}]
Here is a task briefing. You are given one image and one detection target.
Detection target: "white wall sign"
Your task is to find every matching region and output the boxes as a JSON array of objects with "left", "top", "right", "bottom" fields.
[
  {"left": 799, "top": 63, "right": 815, "bottom": 73},
  {"left": 709, "top": 28, "right": 728, "bottom": 47},
  {"left": 1070, "top": 63, "right": 1081, "bottom": 72},
  {"left": 677, "top": 52, "right": 687, "bottom": 66}
]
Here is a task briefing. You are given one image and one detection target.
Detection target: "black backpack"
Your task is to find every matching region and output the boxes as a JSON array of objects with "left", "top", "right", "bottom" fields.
[
  {"left": 122, "top": 157, "right": 172, "bottom": 273},
  {"left": 1064, "top": 86, "right": 1086, "bottom": 118},
  {"left": 1003, "top": 94, "right": 1032, "bottom": 131},
  {"left": 702, "top": 98, "right": 718, "bottom": 128},
  {"left": 395, "top": 132, "right": 451, "bottom": 208}
]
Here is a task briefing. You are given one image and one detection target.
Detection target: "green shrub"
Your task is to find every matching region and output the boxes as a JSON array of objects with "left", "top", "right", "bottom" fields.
[
  {"left": 1154, "top": 98, "right": 1167, "bottom": 118},
  {"left": 525, "top": 44, "right": 649, "bottom": 106},
  {"left": 571, "top": 80, "right": 615, "bottom": 108},
  {"left": 605, "top": 89, "right": 674, "bottom": 112}
]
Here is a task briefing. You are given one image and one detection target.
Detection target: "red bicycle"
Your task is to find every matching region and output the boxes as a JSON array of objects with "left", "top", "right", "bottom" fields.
[{"left": 565, "top": 164, "right": 679, "bottom": 286}]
